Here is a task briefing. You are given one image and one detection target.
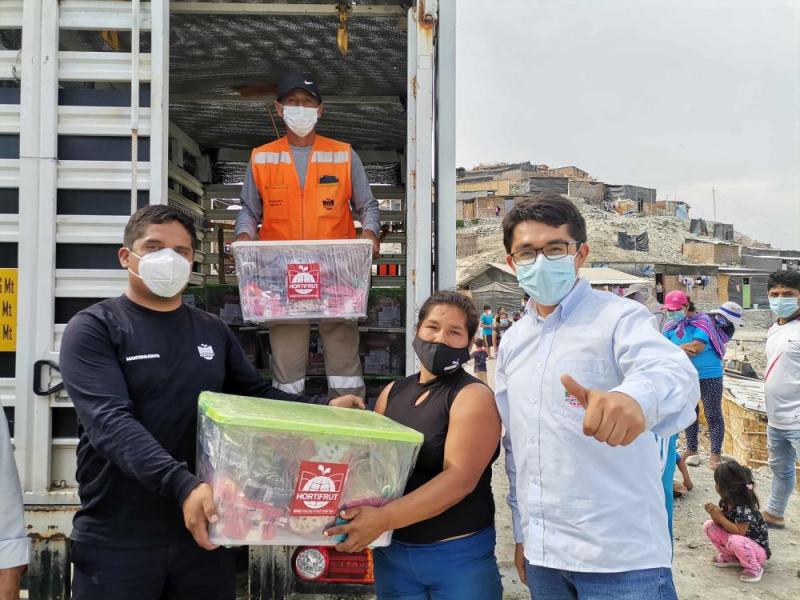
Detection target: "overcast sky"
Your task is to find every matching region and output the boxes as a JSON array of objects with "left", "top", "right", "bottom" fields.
[{"left": 455, "top": 0, "right": 800, "bottom": 250}]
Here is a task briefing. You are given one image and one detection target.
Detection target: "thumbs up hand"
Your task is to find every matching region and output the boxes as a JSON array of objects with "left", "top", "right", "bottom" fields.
[{"left": 560, "top": 374, "right": 646, "bottom": 447}]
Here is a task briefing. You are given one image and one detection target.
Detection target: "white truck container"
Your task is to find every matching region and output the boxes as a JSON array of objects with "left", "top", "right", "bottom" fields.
[{"left": 0, "top": 1, "right": 455, "bottom": 597}]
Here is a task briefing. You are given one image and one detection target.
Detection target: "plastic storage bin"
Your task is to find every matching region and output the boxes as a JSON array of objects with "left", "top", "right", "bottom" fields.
[
  {"left": 197, "top": 392, "right": 423, "bottom": 547},
  {"left": 231, "top": 239, "right": 373, "bottom": 323}
]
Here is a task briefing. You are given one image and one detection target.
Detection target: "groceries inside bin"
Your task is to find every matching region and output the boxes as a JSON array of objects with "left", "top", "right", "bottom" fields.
[
  {"left": 231, "top": 239, "right": 373, "bottom": 323},
  {"left": 197, "top": 392, "right": 423, "bottom": 547}
]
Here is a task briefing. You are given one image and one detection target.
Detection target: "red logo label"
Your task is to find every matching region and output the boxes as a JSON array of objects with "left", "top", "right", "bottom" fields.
[
  {"left": 289, "top": 461, "right": 349, "bottom": 516},
  {"left": 287, "top": 264, "right": 321, "bottom": 301},
  {"left": 564, "top": 390, "right": 583, "bottom": 409}
]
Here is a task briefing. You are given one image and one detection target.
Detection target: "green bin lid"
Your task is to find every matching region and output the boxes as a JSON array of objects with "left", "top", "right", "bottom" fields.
[{"left": 199, "top": 392, "right": 424, "bottom": 444}]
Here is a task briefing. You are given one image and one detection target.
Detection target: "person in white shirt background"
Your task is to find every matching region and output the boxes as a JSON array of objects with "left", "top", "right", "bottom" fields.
[
  {"left": 495, "top": 194, "right": 699, "bottom": 600},
  {"left": 1, "top": 407, "right": 29, "bottom": 600},
  {"left": 761, "top": 270, "right": 800, "bottom": 530}
]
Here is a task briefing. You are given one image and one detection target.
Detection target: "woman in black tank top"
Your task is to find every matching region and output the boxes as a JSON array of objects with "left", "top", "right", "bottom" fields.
[{"left": 325, "top": 291, "right": 503, "bottom": 599}]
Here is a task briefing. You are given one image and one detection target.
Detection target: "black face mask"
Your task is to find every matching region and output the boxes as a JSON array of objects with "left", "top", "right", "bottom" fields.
[
  {"left": 412, "top": 336, "right": 470, "bottom": 376},
  {"left": 715, "top": 316, "right": 736, "bottom": 338}
]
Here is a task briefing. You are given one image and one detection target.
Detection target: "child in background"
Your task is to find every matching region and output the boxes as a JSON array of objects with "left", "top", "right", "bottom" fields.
[
  {"left": 471, "top": 339, "right": 489, "bottom": 385},
  {"left": 703, "top": 461, "right": 771, "bottom": 583},
  {"left": 480, "top": 305, "right": 495, "bottom": 359},
  {"left": 494, "top": 308, "right": 511, "bottom": 349}
]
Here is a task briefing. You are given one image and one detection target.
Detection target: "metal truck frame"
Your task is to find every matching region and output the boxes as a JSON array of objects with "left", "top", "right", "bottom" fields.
[{"left": 0, "top": 1, "right": 455, "bottom": 597}]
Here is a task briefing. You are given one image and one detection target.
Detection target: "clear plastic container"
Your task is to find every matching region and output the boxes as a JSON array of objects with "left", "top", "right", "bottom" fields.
[
  {"left": 231, "top": 239, "right": 373, "bottom": 323},
  {"left": 197, "top": 392, "right": 423, "bottom": 547}
]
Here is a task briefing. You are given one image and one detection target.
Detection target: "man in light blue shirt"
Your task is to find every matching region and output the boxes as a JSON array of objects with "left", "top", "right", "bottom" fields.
[
  {"left": 1, "top": 406, "right": 29, "bottom": 598},
  {"left": 496, "top": 194, "right": 699, "bottom": 599}
]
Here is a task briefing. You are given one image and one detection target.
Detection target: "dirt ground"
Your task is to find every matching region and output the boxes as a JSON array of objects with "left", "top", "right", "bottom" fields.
[{"left": 469, "top": 360, "right": 800, "bottom": 600}]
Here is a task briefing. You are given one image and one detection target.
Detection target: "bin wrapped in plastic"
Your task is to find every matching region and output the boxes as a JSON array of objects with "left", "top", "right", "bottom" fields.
[
  {"left": 197, "top": 392, "right": 423, "bottom": 547},
  {"left": 231, "top": 239, "right": 373, "bottom": 323}
]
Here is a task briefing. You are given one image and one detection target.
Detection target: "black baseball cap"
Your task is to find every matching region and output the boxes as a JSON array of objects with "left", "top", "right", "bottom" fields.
[{"left": 276, "top": 71, "right": 322, "bottom": 103}]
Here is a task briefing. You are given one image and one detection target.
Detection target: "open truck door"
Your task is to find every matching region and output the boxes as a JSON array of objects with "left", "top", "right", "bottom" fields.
[{"left": 4, "top": 1, "right": 455, "bottom": 597}]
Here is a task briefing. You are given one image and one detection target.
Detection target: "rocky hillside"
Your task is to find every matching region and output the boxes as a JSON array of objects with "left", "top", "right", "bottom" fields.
[{"left": 457, "top": 197, "right": 730, "bottom": 272}]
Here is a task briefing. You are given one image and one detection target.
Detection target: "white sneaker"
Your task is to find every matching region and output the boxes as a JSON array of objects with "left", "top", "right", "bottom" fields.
[
  {"left": 685, "top": 455, "right": 702, "bottom": 467},
  {"left": 740, "top": 568, "right": 763, "bottom": 583}
]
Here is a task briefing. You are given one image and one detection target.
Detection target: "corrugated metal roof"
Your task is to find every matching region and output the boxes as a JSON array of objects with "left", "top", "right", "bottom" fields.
[
  {"left": 67, "top": 4, "right": 409, "bottom": 151},
  {"left": 457, "top": 264, "right": 649, "bottom": 287},
  {"left": 578, "top": 267, "right": 649, "bottom": 286},
  {"left": 723, "top": 376, "right": 766, "bottom": 414}
]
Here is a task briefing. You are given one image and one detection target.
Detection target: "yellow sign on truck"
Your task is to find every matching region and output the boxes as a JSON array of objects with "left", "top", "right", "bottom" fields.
[{"left": 0, "top": 268, "right": 17, "bottom": 351}]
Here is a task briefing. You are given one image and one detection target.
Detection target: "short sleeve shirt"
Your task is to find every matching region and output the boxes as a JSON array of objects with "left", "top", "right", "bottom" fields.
[
  {"left": 664, "top": 325, "right": 723, "bottom": 379},
  {"left": 471, "top": 350, "right": 488, "bottom": 372},
  {"left": 724, "top": 504, "right": 771, "bottom": 558},
  {"left": 480, "top": 314, "right": 494, "bottom": 336}
]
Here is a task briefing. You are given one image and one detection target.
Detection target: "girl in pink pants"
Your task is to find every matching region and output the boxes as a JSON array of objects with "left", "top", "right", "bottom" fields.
[{"left": 703, "top": 461, "right": 771, "bottom": 583}]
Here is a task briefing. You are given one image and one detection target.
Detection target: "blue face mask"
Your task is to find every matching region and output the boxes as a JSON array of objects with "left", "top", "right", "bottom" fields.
[
  {"left": 667, "top": 310, "right": 686, "bottom": 321},
  {"left": 769, "top": 297, "right": 799, "bottom": 319},
  {"left": 515, "top": 254, "right": 576, "bottom": 307}
]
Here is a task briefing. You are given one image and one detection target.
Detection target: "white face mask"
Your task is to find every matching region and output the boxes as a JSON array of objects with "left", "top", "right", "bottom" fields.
[
  {"left": 282, "top": 105, "right": 318, "bottom": 137},
  {"left": 129, "top": 248, "right": 191, "bottom": 298}
]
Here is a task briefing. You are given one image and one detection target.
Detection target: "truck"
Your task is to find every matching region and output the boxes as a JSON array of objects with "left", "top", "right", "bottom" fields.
[{"left": 0, "top": 0, "right": 456, "bottom": 597}]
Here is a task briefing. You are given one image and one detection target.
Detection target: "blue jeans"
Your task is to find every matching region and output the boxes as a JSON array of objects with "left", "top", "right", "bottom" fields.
[
  {"left": 373, "top": 527, "right": 502, "bottom": 599},
  {"left": 526, "top": 563, "right": 678, "bottom": 600},
  {"left": 767, "top": 426, "right": 800, "bottom": 517}
]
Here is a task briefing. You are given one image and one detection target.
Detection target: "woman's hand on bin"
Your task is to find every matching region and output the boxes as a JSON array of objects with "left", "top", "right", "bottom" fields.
[
  {"left": 182, "top": 482, "right": 220, "bottom": 551},
  {"left": 328, "top": 395, "right": 366, "bottom": 409},
  {"left": 324, "top": 507, "right": 389, "bottom": 553}
]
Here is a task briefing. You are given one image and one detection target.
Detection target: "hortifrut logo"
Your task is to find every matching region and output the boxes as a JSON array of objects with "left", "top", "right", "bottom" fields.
[
  {"left": 290, "top": 461, "right": 349, "bottom": 516},
  {"left": 287, "top": 263, "right": 321, "bottom": 301}
]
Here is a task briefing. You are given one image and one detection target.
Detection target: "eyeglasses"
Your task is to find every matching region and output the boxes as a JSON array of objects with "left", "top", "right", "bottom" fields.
[{"left": 510, "top": 241, "right": 581, "bottom": 266}]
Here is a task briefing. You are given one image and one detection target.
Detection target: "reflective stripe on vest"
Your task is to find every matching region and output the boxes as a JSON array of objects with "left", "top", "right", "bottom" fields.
[
  {"left": 311, "top": 151, "right": 349, "bottom": 164},
  {"left": 253, "top": 151, "right": 291, "bottom": 165}
]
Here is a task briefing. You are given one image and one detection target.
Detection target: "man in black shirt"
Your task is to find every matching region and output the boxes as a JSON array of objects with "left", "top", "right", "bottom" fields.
[{"left": 60, "top": 206, "right": 364, "bottom": 600}]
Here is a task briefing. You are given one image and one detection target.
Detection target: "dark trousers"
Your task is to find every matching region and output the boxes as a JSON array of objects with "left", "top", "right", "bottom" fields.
[
  {"left": 685, "top": 376, "right": 725, "bottom": 454},
  {"left": 70, "top": 537, "right": 235, "bottom": 600}
]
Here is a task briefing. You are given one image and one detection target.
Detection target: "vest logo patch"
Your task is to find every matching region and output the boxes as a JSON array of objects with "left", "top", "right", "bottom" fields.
[
  {"left": 322, "top": 198, "right": 335, "bottom": 211},
  {"left": 288, "top": 264, "right": 321, "bottom": 300}
]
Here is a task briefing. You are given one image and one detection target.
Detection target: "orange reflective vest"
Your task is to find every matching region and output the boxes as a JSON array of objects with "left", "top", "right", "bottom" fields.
[{"left": 250, "top": 135, "right": 357, "bottom": 241}]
